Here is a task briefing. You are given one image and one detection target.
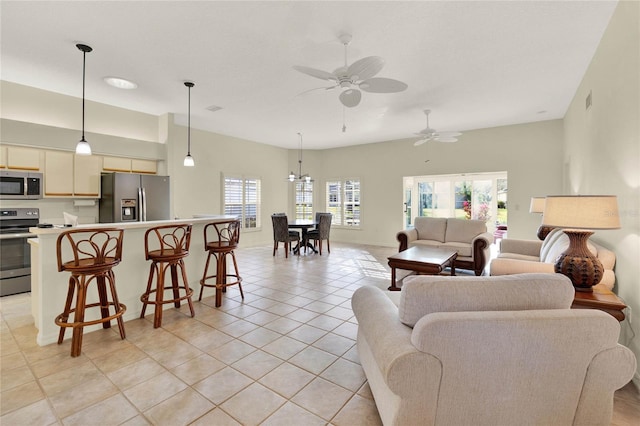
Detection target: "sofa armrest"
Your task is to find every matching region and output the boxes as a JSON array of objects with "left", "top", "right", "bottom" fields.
[
  {"left": 500, "top": 238, "right": 543, "bottom": 257},
  {"left": 490, "top": 258, "right": 555, "bottom": 276},
  {"left": 573, "top": 344, "right": 637, "bottom": 425},
  {"left": 397, "top": 228, "right": 418, "bottom": 251},
  {"left": 352, "top": 286, "right": 439, "bottom": 397}
]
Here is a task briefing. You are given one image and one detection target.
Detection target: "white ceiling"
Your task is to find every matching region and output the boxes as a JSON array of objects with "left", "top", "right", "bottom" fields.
[{"left": 1, "top": 1, "right": 617, "bottom": 150}]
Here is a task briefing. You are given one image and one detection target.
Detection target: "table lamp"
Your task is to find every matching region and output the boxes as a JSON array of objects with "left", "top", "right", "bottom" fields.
[
  {"left": 529, "top": 197, "right": 554, "bottom": 240},
  {"left": 541, "top": 195, "right": 620, "bottom": 292}
]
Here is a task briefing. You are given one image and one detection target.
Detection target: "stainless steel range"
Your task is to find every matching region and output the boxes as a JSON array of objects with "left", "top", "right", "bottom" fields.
[{"left": 0, "top": 208, "right": 39, "bottom": 296}]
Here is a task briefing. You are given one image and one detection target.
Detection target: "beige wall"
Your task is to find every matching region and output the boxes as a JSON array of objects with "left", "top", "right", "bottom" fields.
[
  {"left": 316, "top": 120, "right": 563, "bottom": 247},
  {"left": 1, "top": 81, "right": 159, "bottom": 143},
  {"left": 563, "top": 0, "right": 640, "bottom": 381}
]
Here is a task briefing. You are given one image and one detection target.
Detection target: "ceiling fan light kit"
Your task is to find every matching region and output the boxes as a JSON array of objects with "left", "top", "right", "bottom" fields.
[
  {"left": 75, "top": 43, "right": 93, "bottom": 156},
  {"left": 183, "top": 81, "right": 195, "bottom": 167},
  {"left": 293, "top": 34, "right": 408, "bottom": 108}
]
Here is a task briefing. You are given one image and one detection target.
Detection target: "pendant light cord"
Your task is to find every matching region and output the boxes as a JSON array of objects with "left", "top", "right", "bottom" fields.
[
  {"left": 187, "top": 84, "right": 191, "bottom": 155},
  {"left": 81, "top": 49, "right": 86, "bottom": 141}
]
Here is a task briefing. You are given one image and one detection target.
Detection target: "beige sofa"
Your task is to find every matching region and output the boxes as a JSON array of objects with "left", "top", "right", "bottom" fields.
[
  {"left": 351, "top": 274, "right": 636, "bottom": 426},
  {"left": 490, "top": 227, "right": 616, "bottom": 289},
  {"left": 396, "top": 217, "right": 493, "bottom": 275}
]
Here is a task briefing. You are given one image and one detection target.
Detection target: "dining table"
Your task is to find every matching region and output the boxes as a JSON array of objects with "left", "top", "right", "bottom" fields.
[{"left": 288, "top": 219, "right": 318, "bottom": 254}]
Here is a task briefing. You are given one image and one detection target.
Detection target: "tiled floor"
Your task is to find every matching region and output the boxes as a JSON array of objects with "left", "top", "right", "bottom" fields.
[{"left": 1, "top": 242, "right": 638, "bottom": 425}]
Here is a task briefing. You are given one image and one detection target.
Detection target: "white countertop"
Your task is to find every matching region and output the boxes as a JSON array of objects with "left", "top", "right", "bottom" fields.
[{"left": 29, "top": 215, "right": 237, "bottom": 235}]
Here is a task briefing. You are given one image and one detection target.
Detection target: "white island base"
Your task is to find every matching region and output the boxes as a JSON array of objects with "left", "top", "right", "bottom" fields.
[{"left": 29, "top": 216, "right": 236, "bottom": 347}]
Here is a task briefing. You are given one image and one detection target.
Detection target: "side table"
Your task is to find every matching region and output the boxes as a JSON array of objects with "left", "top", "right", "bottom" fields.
[{"left": 572, "top": 284, "right": 627, "bottom": 321}]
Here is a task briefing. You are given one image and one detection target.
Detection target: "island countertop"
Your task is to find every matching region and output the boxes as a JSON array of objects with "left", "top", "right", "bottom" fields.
[
  {"left": 29, "top": 215, "right": 237, "bottom": 347},
  {"left": 29, "top": 215, "right": 236, "bottom": 235}
]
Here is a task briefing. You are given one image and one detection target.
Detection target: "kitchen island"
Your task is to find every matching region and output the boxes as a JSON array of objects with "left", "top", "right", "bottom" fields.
[{"left": 28, "top": 216, "right": 236, "bottom": 346}]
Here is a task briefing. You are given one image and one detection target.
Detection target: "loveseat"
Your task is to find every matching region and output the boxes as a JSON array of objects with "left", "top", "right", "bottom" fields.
[
  {"left": 351, "top": 274, "right": 636, "bottom": 426},
  {"left": 396, "top": 217, "right": 493, "bottom": 275},
  {"left": 490, "top": 227, "right": 617, "bottom": 289}
]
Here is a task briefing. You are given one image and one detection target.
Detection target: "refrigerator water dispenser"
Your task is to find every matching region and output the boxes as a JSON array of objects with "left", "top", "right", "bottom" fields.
[{"left": 121, "top": 199, "right": 137, "bottom": 221}]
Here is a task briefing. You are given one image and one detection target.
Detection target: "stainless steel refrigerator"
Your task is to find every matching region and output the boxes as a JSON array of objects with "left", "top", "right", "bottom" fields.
[{"left": 99, "top": 173, "right": 170, "bottom": 223}]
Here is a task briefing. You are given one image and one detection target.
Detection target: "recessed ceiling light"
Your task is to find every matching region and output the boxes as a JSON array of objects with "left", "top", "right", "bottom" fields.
[
  {"left": 103, "top": 76, "right": 138, "bottom": 90},
  {"left": 206, "top": 105, "right": 223, "bottom": 113}
]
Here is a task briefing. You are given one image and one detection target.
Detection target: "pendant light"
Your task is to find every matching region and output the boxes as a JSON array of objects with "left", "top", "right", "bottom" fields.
[
  {"left": 183, "top": 81, "right": 195, "bottom": 167},
  {"left": 288, "top": 132, "right": 311, "bottom": 182},
  {"left": 75, "top": 43, "right": 93, "bottom": 155}
]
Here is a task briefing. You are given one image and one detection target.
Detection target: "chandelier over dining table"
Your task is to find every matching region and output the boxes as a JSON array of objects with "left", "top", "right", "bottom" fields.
[{"left": 288, "top": 132, "right": 311, "bottom": 183}]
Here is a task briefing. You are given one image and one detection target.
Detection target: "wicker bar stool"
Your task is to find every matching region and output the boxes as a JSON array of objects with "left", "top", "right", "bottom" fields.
[
  {"left": 140, "top": 224, "right": 195, "bottom": 328},
  {"left": 199, "top": 219, "right": 244, "bottom": 307},
  {"left": 55, "top": 228, "right": 126, "bottom": 357}
]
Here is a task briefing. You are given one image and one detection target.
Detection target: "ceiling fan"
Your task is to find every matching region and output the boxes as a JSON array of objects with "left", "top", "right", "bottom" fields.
[
  {"left": 293, "top": 34, "right": 408, "bottom": 108},
  {"left": 413, "top": 109, "right": 462, "bottom": 146}
]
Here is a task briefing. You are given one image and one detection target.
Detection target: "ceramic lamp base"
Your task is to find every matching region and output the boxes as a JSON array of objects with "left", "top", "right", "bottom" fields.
[{"left": 554, "top": 230, "right": 603, "bottom": 292}]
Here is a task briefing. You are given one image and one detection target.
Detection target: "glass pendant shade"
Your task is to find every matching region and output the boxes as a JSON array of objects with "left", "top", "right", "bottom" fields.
[
  {"left": 76, "top": 138, "right": 92, "bottom": 155},
  {"left": 183, "top": 154, "right": 195, "bottom": 167}
]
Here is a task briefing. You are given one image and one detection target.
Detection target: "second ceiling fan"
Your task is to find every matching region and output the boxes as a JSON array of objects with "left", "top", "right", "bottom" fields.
[
  {"left": 414, "top": 109, "right": 462, "bottom": 145},
  {"left": 293, "top": 34, "right": 408, "bottom": 108}
]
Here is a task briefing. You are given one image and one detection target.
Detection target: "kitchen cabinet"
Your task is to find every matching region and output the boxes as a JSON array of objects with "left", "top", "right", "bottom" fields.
[
  {"left": 74, "top": 154, "right": 102, "bottom": 197},
  {"left": 7, "top": 146, "right": 40, "bottom": 171},
  {"left": 44, "top": 151, "right": 73, "bottom": 196},
  {"left": 0, "top": 146, "right": 6, "bottom": 168},
  {"left": 103, "top": 156, "right": 132, "bottom": 172},
  {"left": 103, "top": 156, "right": 157, "bottom": 174},
  {"left": 131, "top": 159, "right": 157, "bottom": 174}
]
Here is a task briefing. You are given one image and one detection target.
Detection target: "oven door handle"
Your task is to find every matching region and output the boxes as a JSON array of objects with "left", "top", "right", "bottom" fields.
[{"left": 0, "top": 233, "right": 36, "bottom": 240}]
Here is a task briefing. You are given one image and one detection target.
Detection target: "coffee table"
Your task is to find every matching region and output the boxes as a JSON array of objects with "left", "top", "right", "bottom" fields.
[{"left": 387, "top": 246, "right": 458, "bottom": 291}]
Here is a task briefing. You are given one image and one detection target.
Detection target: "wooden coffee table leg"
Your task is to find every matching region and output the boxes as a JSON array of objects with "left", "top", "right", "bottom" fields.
[
  {"left": 450, "top": 261, "right": 456, "bottom": 276},
  {"left": 388, "top": 266, "right": 401, "bottom": 291}
]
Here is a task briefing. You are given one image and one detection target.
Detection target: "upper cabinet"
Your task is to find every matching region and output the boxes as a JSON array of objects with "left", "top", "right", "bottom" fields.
[
  {"left": 7, "top": 146, "right": 40, "bottom": 171},
  {"left": 0, "top": 146, "right": 6, "bottom": 168},
  {"left": 103, "top": 156, "right": 131, "bottom": 173},
  {"left": 44, "top": 151, "right": 74, "bottom": 196},
  {"left": 44, "top": 152, "right": 102, "bottom": 198},
  {"left": 131, "top": 159, "right": 157, "bottom": 174},
  {"left": 74, "top": 154, "right": 102, "bottom": 197}
]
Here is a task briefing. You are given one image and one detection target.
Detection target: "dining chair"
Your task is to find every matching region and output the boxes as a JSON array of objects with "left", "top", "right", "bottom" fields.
[
  {"left": 307, "top": 213, "right": 332, "bottom": 255},
  {"left": 271, "top": 214, "right": 300, "bottom": 258}
]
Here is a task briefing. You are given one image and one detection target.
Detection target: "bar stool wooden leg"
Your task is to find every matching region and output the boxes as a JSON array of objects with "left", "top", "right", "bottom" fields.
[
  {"left": 107, "top": 270, "right": 126, "bottom": 339},
  {"left": 215, "top": 253, "right": 224, "bottom": 308},
  {"left": 154, "top": 262, "right": 166, "bottom": 329},
  {"left": 71, "top": 277, "right": 87, "bottom": 358},
  {"left": 96, "top": 275, "right": 111, "bottom": 329},
  {"left": 140, "top": 263, "right": 156, "bottom": 320},
  {"left": 171, "top": 264, "right": 181, "bottom": 308},
  {"left": 231, "top": 252, "right": 244, "bottom": 300},
  {"left": 179, "top": 260, "right": 195, "bottom": 317},
  {"left": 58, "top": 278, "right": 76, "bottom": 344},
  {"left": 199, "top": 252, "right": 213, "bottom": 301}
]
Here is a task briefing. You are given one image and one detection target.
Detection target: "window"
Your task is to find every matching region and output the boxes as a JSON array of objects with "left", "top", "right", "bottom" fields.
[
  {"left": 223, "top": 175, "right": 261, "bottom": 229},
  {"left": 294, "top": 181, "right": 313, "bottom": 220},
  {"left": 326, "top": 179, "right": 361, "bottom": 227},
  {"left": 403, "top": 172, "right": 507, "bottom": 232}
]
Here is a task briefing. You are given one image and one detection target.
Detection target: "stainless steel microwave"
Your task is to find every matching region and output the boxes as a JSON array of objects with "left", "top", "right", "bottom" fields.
[{"left": 0, "top": 171, "right": 43, "bottom": 200}]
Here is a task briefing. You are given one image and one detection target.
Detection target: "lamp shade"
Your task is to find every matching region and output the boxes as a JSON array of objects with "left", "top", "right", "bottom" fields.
[
  {"left": 541, "top": 195, "right": 620, "bottom": 230},
  {"left": 529, "top": 197, "right": 545, "bottom": 214}
]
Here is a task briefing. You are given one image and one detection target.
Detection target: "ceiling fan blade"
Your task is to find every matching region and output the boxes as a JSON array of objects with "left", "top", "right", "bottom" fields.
[
  {"left": 292, "top": 65, "right": 337, "bottom": 81},
  {"left": 434, "top": 136, "right": 458, "bottom": 143},
  {"left": 414, "top": 138, "right": 430, "bottom": 146},
  {"left": 434, "top": 131, "right": 462, "bottom": 137},
  {"left": 339, "top": 89, "right": 362, "bottom": 108},
  {"left": 347, "top": 56, "right": 384, "bottom": 80},
  {"left": 294, "top": 85, "right": 338, "bottom": 98},
  {"left": 359, "top": 77, "right": 408, "bottom": 93}
]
